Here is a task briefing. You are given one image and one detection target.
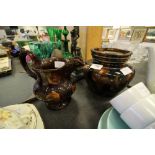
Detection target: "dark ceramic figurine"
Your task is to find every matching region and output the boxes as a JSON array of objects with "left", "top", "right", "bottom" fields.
[
  {"left": 83, "top": 48, "right": 135, "bottom": 96},
  {"left": 19, "top": 49, "right": 84, "bottom": 110},
  {"left": 70, "top": 26, "right": 84, "bottom": 81},
  {"left": 70, "top": 26, "right": 81, "bottom": 57}
]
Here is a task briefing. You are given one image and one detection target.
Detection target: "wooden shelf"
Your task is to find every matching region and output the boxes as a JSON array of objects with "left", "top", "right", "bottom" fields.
[{"left": 86, "top": 26, "right": 103, "bottom": 60}]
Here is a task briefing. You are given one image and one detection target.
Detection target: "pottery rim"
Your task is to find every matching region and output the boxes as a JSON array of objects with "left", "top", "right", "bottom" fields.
[{"left": 91, "top": 48, "right": 132, "bottom": 58}]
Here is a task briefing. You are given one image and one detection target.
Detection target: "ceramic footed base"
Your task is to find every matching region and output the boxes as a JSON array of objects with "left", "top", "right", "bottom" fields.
[{"left": 45, "top": 97, "right": 71, "bottom": 110}]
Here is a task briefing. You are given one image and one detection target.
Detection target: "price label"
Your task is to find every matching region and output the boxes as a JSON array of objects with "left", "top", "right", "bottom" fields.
[
  {"left": 54, "top": 61, "right": 65, "bottom": 68},
  {"left": 90, "top": 64, "right": 103, "bottom": 70},
  {"left": 120, "top": 67, "right": 133, "bottom": 75}
]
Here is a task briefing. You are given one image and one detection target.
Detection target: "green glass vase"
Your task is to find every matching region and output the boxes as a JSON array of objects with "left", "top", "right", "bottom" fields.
[
  {"left": 47, "top": 27, "right": 55, "bottom": 42},
  {"left": 28, "top": 41, "right": 53, "bottom": 59},
  {"left": 62, "top": 26, "right": 73, "bottom": 59}
]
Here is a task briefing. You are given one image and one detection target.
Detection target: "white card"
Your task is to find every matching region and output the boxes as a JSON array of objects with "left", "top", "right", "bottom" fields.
[
  {"left": 90, "top": 64, "right": 103, "bottom": 70},
  {"left": 120, "top": 67, "right": 133, "bottom": 75},
  {"left": 54, "top": 61, "right": 65, "bottom": 68}
]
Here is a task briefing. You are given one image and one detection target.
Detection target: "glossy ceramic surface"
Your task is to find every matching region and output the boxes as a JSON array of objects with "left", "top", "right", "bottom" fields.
[
  {"left": 0, "top": 104, "right": 44, "bottom": 129},
  {"left": 84, "top": 64, "right": 135, "bottom": 96},
  {"left": 91, "top": 48, "right": 132, "bottom": 58},
  {"left": 98, "top": 107, "right": 129, "bottom": 129},
  {"left": 84, "top": 48, "right": 135, "bottom": 96},
  {"left": 19, "top": 49, "right": 83, "bottom": 110}
]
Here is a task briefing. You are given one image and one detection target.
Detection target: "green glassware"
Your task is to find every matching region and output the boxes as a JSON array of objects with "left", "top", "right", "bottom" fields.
[
  {"left": 47, "top": 27, "right": 63, "bottom": 50},
  {"left": 28, "top": 42, "right": 41, "bottom": 59},
  {"left": 56, "top": 40, "right": 62, "bottom": 50},
  {"left": 55, "top": 29, "right": 62, "bottom": 40},
  {"left": 62, "top": 26, "right": 73, "bottom": 59},
  {"left": 55, "top": 29, "right": 62, "bottom": 49},
  {"left": 28, "top": 41, "right": 53, "bottom": 59},
  {"left": 47, "top": 27, "right": 55, "bottom": 42},
  {"left": 63, "top": 26, "right": 69, "bottom": 39},
  {"left": 63, "top": 51, "right": 72, "bottom": 59},
  {"left": 40, "top": 41, "right": 52, "bottom": 59}
]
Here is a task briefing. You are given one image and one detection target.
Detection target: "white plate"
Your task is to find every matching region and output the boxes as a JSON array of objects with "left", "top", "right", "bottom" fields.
[{"left": 0, "top": 104, "right": 44, "bottom": 129}]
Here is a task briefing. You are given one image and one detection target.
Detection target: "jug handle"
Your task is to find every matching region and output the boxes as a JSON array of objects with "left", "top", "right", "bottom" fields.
[{"left": 19, "top": 49, "right": 37, "bottom": 80}]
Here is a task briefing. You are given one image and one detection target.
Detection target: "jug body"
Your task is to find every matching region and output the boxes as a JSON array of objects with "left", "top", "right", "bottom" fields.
[{"left": 19, "top": 49, "right": 83, "bottom": 110}]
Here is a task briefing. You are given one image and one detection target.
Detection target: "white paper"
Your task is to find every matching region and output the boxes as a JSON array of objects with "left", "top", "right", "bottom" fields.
[
  {"left": 120, "top": 67, "right": 133, "bottom": 75},
  {"left": 54, "top": 61, "right": 65, "bottom": 68},
  {"left": 90, "top": 64, "right": 103, "bottom": 70}
]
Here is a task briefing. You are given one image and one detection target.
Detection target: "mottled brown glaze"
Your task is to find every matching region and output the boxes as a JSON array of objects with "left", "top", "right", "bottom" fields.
[
  {"left": 83, "top": 48, "right": 135, "bottom": 96},
  {"left": 19, "top": 49, "right": 84, "bottom": 110},
  {"left": 91, "top": 48, "right": 132, "bottom": 58}
]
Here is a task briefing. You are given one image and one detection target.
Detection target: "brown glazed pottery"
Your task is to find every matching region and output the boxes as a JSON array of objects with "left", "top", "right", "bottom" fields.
[
  {"left": 19, "top": 49, "right": 84, "bottom": 110},
  {"left": 83, "top": 48, "right": 135, "bottom": 96},
  {"left": 91, "top": 48, "right": 132, "bottom": 58}
]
